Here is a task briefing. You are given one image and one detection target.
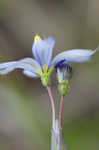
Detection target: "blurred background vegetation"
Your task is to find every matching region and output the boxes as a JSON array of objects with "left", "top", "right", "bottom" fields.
[{"left": 0, "top": 0, "right": 99, "bottom": 150}]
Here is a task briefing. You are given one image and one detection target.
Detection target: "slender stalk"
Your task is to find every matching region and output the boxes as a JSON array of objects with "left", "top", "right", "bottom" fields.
[
  {"left": 59, "top": 96, "right": 64, "bottom": 129},
  {"left": 46, "top": 86, "right": 55, "bottom": 128},
  {"left": 47, "top": 87, "right": 67, "bottom": 150},
  {"left": 57, "top": 129, "right": 61, "bottom": 150},
  {"left": 57, "top": 96, "right": 64, "bottom": 150}
]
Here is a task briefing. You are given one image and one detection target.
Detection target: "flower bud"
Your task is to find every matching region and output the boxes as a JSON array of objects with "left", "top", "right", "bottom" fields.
[{"left": 55, "top": 60, "right": 73, "bottom": 96}]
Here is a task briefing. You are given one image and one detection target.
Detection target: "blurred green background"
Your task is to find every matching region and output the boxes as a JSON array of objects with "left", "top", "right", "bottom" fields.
[{"left": 0, "top": 0, "right": 99, "bottom": 150}]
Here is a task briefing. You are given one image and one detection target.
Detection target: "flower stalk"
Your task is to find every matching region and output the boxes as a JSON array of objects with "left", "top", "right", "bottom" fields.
[
  {"left": 47, "top": 85, "right": 68, "bottom": 150},
  {"left": 46, "top": 86, "right": 55, "bottom": 128},
  {"left": 59, "top": 95, "right": 64, "bottom": 129}
]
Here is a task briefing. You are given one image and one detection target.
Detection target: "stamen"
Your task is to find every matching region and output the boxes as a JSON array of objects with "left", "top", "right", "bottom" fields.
[
  {"left": 42, "top": 64, "right": 48, "bottom": 73},
  {"left": 34, "top": 34, "right": 41, "bottom": 41}
]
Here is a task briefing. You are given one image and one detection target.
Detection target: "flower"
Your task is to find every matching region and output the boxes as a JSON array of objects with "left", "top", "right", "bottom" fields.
[{"left": 0, "top": 35, "right": 98, "bottom": 86}]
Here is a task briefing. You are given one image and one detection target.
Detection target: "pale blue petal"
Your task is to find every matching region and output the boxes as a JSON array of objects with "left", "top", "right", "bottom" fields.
[
  {"left": 51, "top": 49, "right": 96, "bottom": 65},
  {"left": 15, "top": 58, "right": 42, "bottom": 72},
  {"left": 0, "top": 58, "right": 42, "bottom": 76},
  {"left": 32, "top": 37, "right": 55, "bottom": 66},
  {"left": 23, "top": 70, "right": 39, "bottom": 78},
  {"left": 0, "top": 62, "right": 16, "bottom": 68},
  {"left": 0, "top": 61, "right": 16, "bottom": 75}
]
